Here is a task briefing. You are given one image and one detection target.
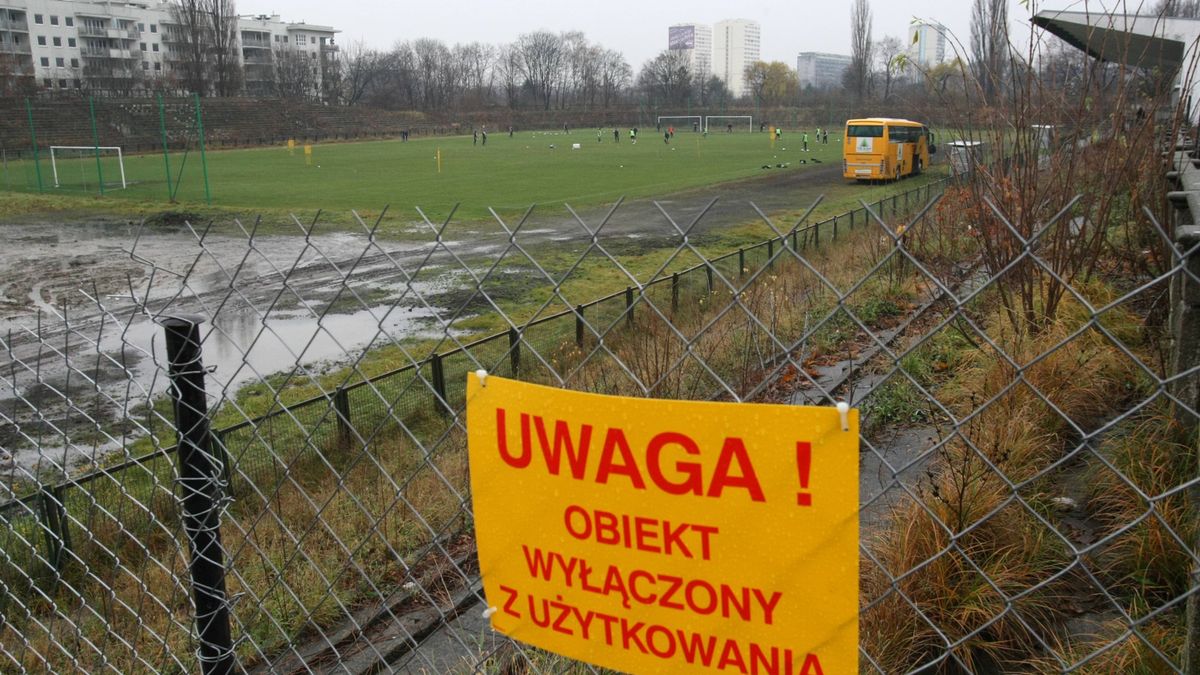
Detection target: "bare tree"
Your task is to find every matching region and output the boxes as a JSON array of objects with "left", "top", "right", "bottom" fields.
[
  {"left": 453, "top": 42, "right": 495, "bottom": 108},
  {"left": 696, "top": 74, "right": 732, "bottom": 107},
  {"left": 411, "top": 38, "right": 451, "bottom": 110},
  {"left": 388, "top": 43, "right": 418, "bottom": 109},
  {"left": 167, "top": 0, "right": 240, "bottom": 95},
  {"left": 637, "top": 50, "right": 692, "bottom": 106},
  {"left": 849, "top": 0, "right": 874, "bottom": 100},
  {"left": 598, "top": 49, "right": 631, "bottom": 108},
  {"left": 273, "top": 47, "right": 316, "bottom": 99},
  {"left": 207, "top": 0, "right": 240, "bottom": 96},
  {"left": 970, "top": 0, "right": 1008, "bottom": 103},
  {"left": 1154, "top": 0, "right": 1200, "bottom": 16},
  {"left": 0, "top": 54, "right": 34, "bottom": 96},
  {"left": 169, "top": 0, "right": 209, "bottom": 94},
  {"left": 875, "top": 35, "right": 905, "bottom": 101},
  {"left": 516, "top": 31, "right": 563, "bottom": 110}
]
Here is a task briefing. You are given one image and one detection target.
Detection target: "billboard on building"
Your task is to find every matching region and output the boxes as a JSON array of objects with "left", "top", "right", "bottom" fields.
[{"left": 668, "top": 25, "right": 695, "bottom": 50}]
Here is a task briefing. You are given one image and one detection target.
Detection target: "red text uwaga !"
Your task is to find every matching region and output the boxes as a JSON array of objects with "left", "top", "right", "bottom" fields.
[{"left": 495, "top": 408, "right": 778, "bottom": 501}]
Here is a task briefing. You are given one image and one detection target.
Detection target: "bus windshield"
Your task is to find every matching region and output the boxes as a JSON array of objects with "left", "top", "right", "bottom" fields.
[{"left": 847, "top": 125, "right": 883, "bottom": 138}]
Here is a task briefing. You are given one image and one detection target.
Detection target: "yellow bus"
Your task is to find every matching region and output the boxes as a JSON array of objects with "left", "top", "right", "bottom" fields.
[{"left": 842, "top": 118, "right": 936, "bottom": 181}]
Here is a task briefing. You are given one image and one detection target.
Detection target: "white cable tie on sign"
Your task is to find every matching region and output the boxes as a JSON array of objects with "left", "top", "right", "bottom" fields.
[
  {"left": 482, "top": 606, "right": 498, "bottom": 619},
  {"left": 475, "top": 369, "right": 489, "bottom": 387},
  {"left": 836, "top": 401, "right": 850, "bottom": 432}
]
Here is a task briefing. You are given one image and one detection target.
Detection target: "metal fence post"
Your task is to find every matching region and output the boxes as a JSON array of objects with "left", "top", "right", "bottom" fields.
[
  {"left": 160, "top": 315, "right": 236, "bottom": 675},
  {"left": 671, "top": 272, "right": 679, "bottom": 312},
  {"left": 738, "top": 248, "right": 745, "bottom": 277},
  {"left": 833, "top": 216, "right": 839, "bottom": 241},
  {"left": 575, "top": 305, "right": 585, "bottom": 347},
  {"left": 38, "top": 486, "right": 71, "bottom": 575},
  {"left": 430, "top": 354, "right": 448, "bottom": 413},
  {"left": 333, "top": 387, "right": 352, "bottom": 446},
  {"left": 625, "top": 286, "right": 634, "bottom": 325},
  {"left": 212, "top": 429, "right": 233, "bottom": 488},
  {"left": 1171, "top": 223, "right": 1200, "bottom": 675},
  {"left": 705, "top": 266, "right": 713, "bottom": 293},
  {"left": 508, "top": 328, "right": 521, "bottom": 376},
  {"left": 814, "top": 220, "right": 821, "bottom": 248}
]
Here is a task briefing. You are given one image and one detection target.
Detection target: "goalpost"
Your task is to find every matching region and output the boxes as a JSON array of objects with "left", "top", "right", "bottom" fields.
[
  {"left": 49, "top": 146, "right": 127, "bottom": 190},
  {"left": 704, "top": 116, "right": 754, "bottom": 133},
  {"left": 656, "top": 115, "right": 702, "bottom": 131}
]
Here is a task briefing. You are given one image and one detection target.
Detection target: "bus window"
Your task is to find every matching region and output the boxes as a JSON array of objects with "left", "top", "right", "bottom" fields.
[{"left": 847, "top": 125, "right": 883, "bottom": 137}]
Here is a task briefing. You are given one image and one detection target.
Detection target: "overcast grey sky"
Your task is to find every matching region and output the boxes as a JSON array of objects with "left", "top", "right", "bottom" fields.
[{"left": 241, "top": 0, "right": 1047, "bottom": 69}]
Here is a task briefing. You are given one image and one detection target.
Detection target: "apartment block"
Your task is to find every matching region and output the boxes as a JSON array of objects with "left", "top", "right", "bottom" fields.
[
  {"left": 907, "top": 22, "right": 948, "bottom": 68},
  {"left": 667, "top": 22, "right": 712, "bottom": 81},
  {"left": 0, "top": 0, "right": 337, "bottom": 96},
  {"left": 796, "top": 51, "right": 852, "bottom": 90},
  {"left": 712, "top": 18, "right": 760, "bottom": 98}
]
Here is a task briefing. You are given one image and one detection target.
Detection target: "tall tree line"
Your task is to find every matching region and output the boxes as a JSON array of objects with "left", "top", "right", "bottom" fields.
[{"left": 332, "top": 31, "right": 639, "bottom": 111}]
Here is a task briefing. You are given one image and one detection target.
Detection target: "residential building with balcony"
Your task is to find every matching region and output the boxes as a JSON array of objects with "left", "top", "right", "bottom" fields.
[
  {"left": 234, "top": 14, "right": 338, "bottom": 97},
  {"left": 0, "top": 5, "right": 35, "bottom": 92},
  {"left": 0, "top": 0, "right": 336, "bottom": 96}
]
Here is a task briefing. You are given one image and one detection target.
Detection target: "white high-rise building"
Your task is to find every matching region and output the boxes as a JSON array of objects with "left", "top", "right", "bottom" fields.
[
  {"left": 0, "top": 0, "right": 337, "bottom": 95},
  {"left": 907, "top": 22, "right": 947, "bottom": 68},
  {"left": 668, "top": 22, "right": 711, "bottom": 81},
  {"left": 712, "top": 18, "right": 760, "bottom": 98},
  {"left": 797, "top": 52, "right": 853, "bottom": 89}
]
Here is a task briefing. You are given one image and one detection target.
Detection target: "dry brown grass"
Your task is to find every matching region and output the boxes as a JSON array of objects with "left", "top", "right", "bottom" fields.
[
  {"left": 1089, "top": 408, "right": 1197, "bottom": 624},
  {"left": 558, "top": 221, "right": 925, "bottom": 401},
  {"left": 0, "top": 426, "right": 470, "bottom": 673},
  {"left": 860, "top": 291, "right": 1151, "bottom": 673},
  {"left": 1027, "top": 617, "right": 1186, "bottom": 674}
]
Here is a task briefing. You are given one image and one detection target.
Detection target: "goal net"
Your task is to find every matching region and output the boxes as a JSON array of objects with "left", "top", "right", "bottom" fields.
[
  {"left": 656, "top": 116, "right": 702, "bottom": 131},
  {"left": 49, "top": 146, "right": 128, "bottom": 192},
  {"left": 704, "top": 116, "right": 754, "bottom": 133}
]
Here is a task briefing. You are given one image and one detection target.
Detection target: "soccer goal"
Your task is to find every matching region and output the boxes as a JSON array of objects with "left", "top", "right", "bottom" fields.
[
  {"left": 656, "top": 115, "right": 702, "bottom": 131},
  {"left": 704, "top": 116, "right": 754, "bottom": 133},
  {"left": 49, "top": 146, "right": 128, "bottom": 191}
]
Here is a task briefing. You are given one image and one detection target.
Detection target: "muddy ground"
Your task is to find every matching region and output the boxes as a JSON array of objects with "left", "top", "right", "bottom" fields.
[{"left": 0, "top": 165, "right": 850, "bottom": 473}]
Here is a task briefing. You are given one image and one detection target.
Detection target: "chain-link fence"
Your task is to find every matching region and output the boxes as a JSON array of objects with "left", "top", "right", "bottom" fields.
[{"left": 0, "top": 165, "right": 1196, "bottom": 673}]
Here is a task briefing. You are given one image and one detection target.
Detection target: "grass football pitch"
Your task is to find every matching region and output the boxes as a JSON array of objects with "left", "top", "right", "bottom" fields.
[{"left": 2, "top": 129, "right": 844, "bottom": 219}]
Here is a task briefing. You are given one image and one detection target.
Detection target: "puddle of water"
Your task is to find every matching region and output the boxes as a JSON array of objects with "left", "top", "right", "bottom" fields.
[
  {"left": 2, "top": 298, "right": 449, "bottom": 474},
  {"left": 102, "top": 300, "right": 445, "bottom": 396}
]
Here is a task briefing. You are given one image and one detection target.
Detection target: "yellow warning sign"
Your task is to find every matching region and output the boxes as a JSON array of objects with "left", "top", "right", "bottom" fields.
[{"left": 467, "top": 375, "right": 859, "bottom": 674}]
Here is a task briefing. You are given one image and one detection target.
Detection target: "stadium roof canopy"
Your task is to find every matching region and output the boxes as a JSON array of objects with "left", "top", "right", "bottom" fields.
[
  {"left": 1032, "top": 10, "right": 1197, "bottom": 70},
  {"left": 1033, "top": 10, "right": 1200, "bottom": 118}
]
